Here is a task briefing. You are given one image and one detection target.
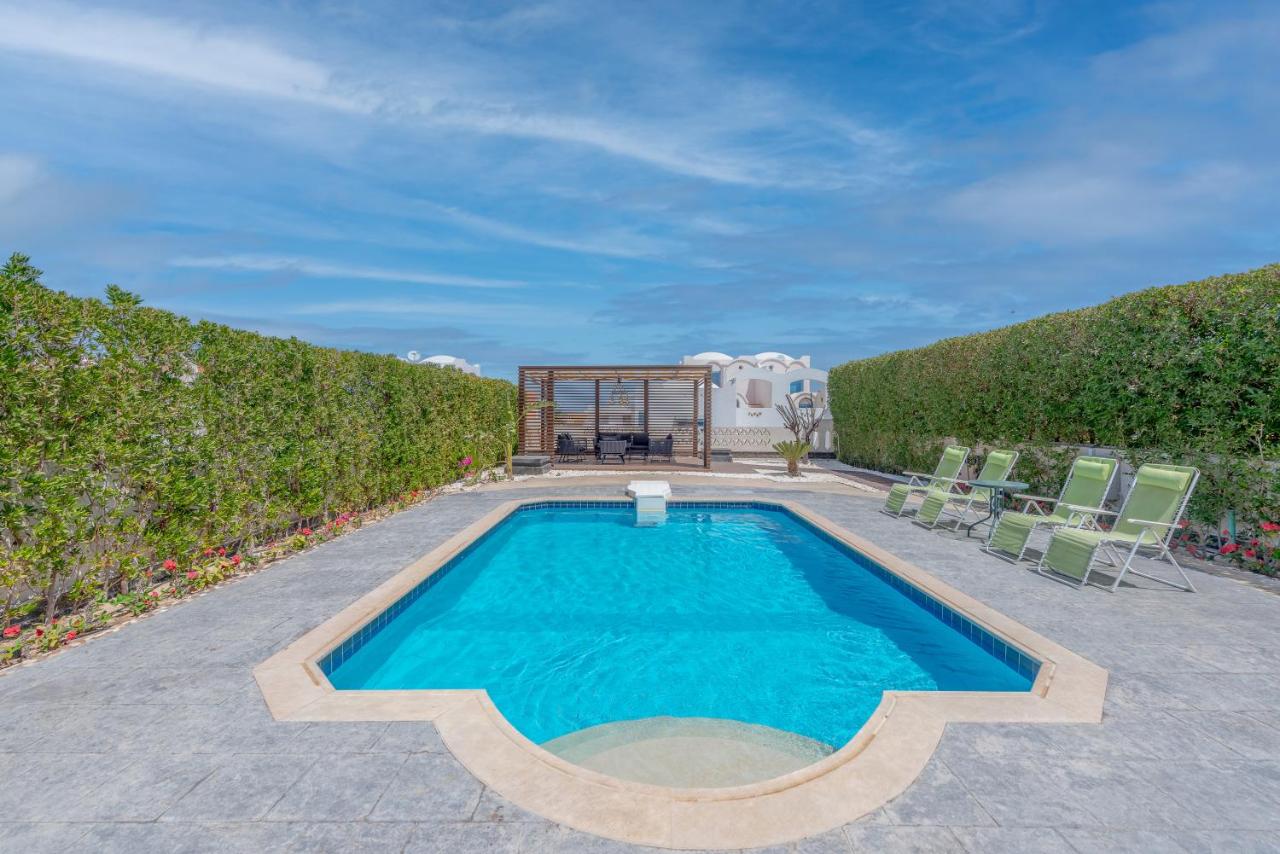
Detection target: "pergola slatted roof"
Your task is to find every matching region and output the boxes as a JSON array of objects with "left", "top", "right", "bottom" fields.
[{"left": 518, "top": 365, "right": 713, "bottom": 469}]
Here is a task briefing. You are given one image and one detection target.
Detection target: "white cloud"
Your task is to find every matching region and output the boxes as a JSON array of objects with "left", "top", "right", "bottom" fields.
[
  {"left": 0, "top": 153, "right": 41, "bottom": 204},
  {"left": 169, "top": 254, "right": 524, "bottom": 289},
  {"left": 939, "top": 156, "right": 1249, "bottom": 244},
  {"left": 0, "top": 2, "right": 906, "bottom": 189},
  {"left": 416, "top": 201, "right": 672, "bottom": 259},
  {"left": 0, "top": 1, "right": 369, "bottom": 111}
]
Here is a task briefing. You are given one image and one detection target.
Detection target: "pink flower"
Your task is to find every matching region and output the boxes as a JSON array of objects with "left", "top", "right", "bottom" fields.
[
  {"left": 459, "top": 456, "right": 473, "bottom": 468},
  {"left": 186, "top": 570, "right": 199, "bottom": 580},
  {"left": 231, "top": 554, "right": 242, "bottom": 566},
  {"left": 203, "top": 547, "right": 215, "bottom": 557},
  {"left": 1244, "top": 549, "right": 1257, "bottom": 559},
  {"left": 217, "top": 546, "right": 227, "bottom": 556},
  {"left": 1220, "top": 543, "right": 1239, "bottom": 555},
  {"left": 301, "top": 527, "right": 313, "bottom": 537},
  {"left": 2, "top": 626, "right": 19, "bottom": 638},
  {"left": 1262, "top": 522, "right": 1280, "bottom": 533},
  {"left": 163, "top": 559, "right": 177, "bottom": 571},
  {"left": 64, "top": 631, "right": 77, "bottom": 641}
]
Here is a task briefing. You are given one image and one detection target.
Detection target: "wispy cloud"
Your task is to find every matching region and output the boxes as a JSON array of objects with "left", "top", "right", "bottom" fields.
[
  {"left": 0, "top": 1, "right": 368, "bottom": 111},
  {"left": 415, "top": 201, "right": 673, "bottom": 259},
  {"left": 0, "top": 1, "right": 906, "bottom": 189},
  {"left": 169, "top": 254, "right": 524, "bottom": 289}
]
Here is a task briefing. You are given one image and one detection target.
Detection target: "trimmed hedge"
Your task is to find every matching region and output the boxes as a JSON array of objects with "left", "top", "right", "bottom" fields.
[
  {"left": 1, "top": 254, "right": 515, "bottom": 620},
  {"left": 829, "top": 264, "right": 1280, "bottom": 527}
]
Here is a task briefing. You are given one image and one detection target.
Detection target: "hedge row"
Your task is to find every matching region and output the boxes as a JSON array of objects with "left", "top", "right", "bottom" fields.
[
  {"left": 829, "top": 264, "right": 1280, "bottom": 527},
  {"left": 1, "top": 254, "right": 516, "bottom": 621}
]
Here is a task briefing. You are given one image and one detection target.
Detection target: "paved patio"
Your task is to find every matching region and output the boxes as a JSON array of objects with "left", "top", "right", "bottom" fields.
[{"left": 3, "top": 480, "right": 1279, "bottom": 853}]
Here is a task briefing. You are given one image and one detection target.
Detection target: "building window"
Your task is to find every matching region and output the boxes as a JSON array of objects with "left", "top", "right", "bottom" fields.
[
  {"left": 710, "top": 369, "right": 721, "bottom": 385},
  {"left": 789, "top": 380, "right": 804, "bottom": 394}
]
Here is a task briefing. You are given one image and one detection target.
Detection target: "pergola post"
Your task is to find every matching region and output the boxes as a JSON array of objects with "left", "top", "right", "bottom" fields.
[
  {"left": 703, "top": 371, "right": 712, "bottom": 469},
  {"left": 642, "top": 380, "right": 649, "bottom": 435}
]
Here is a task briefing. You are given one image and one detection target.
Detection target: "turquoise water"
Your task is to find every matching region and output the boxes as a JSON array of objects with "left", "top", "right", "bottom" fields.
[{"left": 327, "top": 505, "right": 1033, "bottom": 748}]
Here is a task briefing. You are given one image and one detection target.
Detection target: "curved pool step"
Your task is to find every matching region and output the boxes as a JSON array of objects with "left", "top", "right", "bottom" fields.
[{"left": 541, "top": 716, "right": 835, "bottom": 788}]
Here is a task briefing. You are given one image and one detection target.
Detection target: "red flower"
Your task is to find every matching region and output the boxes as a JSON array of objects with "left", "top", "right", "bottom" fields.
[
  {"left": 1221, "top": 528, "right": 1230, "bottom": 536},
  {"left": 217, "top": 546, "right": 227, "bottom": 556},
  {"left": 1177, "top": 519, "right": 1189, "bottom": 528},
  {"left": 1251, "top": 538, "right": 1260, "bottom": 546},
  {"left": 64, "top": 631, "right": 77, "bottom": 641},
  {"left": 231, "top": 554, "right": 242, "bottom": 566},
  {"left": 459, "top": 456, "right": 473, "bottom": 468},
  {"left": 2, "top": 626, "right": 19, "bottom": 638},
  {"left": 34, "top": 627, "right": 44, "bottom": 638},
  {"left": 1244, "top": 549, "right": 1257, "bottom": 559},
  {"left": 1220, "top": 543, "right": 1239, "bottom": 555},
  {"left": 1262, "top": 522, "right": 1280, "bottom": 533},
  {"left": 163, "top": 559, "right": 178, "bottom": 571},
  {"left": 301, "top": 527, "right": 313, "bottom": 537},
  {"left": 204, "top": 547, "right": 215, "bottom": 557},
  {"left": 186, "top": 570, "right": 199, "bottom": 580}
]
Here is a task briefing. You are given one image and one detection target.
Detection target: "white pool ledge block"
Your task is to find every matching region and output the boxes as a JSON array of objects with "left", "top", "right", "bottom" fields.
[{"left": 627, "top": 480, "right": 671, "bottom": 514}]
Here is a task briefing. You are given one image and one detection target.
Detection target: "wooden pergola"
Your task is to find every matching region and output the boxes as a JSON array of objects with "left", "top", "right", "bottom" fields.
[{"left": 517, "top": 365, "right": 713, "bottom": 469}]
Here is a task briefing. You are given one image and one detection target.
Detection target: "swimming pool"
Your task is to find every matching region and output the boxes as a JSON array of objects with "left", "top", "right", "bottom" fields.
[{"left": 323, "top": 502, "right": 1036, "bottom": 751}]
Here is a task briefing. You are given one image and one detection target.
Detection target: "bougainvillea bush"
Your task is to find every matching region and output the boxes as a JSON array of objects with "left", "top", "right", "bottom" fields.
[
  {"left": 0, "top": 253, "right": 516, "bottom": 629},
  {"left": 828, "top": 264, "right": 1280, "bottom": 564}
]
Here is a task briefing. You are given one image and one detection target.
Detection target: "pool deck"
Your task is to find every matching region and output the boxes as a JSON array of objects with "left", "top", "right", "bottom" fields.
[{"left": 3, "top": 478, "right": 1280, "bottom": 853}]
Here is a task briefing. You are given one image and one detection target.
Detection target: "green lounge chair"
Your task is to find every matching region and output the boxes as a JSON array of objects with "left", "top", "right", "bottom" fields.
[
  {"left": 1036, "top": 464, "right": 1200, "bottom": 592},
  {"left": 915, "top": 449, "right": 1020, "bottom": 530},
  {"left": 882, "top": 445, "right": 970, "bottom": 517},
  {"left": 982, "top": 455, "right": 1120, "bottom": 562}
]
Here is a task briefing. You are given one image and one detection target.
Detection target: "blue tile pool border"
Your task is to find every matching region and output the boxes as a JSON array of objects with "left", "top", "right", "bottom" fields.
[{"left": 319, "top": 500, "right": 1041, "bottom": 685}]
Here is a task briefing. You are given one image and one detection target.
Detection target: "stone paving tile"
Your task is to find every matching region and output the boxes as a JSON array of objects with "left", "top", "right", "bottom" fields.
[
  {"left": 1059, "top": 828, "right": 1193, "bottom": 853},
  {"left": 2, "top": 485, "right": 1280, "bottom": 852},
  {"left": 403, "top": 820, "right": 549, "bottom": 853},
  {"left": 880, "top": 758, "right": 996, "bottom": 827},
  {"left": 1129, "top": 760, "right": 1280, "bottom": 831},
  {"left": 63, "top": 752, "right": 225, "bottom": 821},
  {"left": 266, "top": 752, "right": 407, "bottom": 821},
  {"left": 4, "top": 821, "right": 92, "bottom": 848},
  {"left": 160, "top": 754, "right": 318, "bottom": 821},
  {"left": 950, "top": 827, "right": 1076, "bottom": 853},
  {"left": 1177, "top": 830, "right": 1280, "bottom": 853},
  {"left": 1169, "top": 710, "right": 1280, "bottom": 760},
  {"left": 370, "top": 720, "right": 448, "bottom": 754},
  {"left": 843, "top": 825, "right": 963, "bottom": 852},
  {"left": 368, "top": 752, "right": 485, "bottom": 821}
]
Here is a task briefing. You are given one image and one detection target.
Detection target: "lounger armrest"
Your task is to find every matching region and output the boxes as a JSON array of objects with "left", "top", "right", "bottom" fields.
[
  {"left": 1059, "top": 503, "right": 1116, "bottom": 516},
  {"left": 1013, "top": 493, "right": 1057, "bottom": 503},
  {"left": 1124, "top": 518, "right": 1175, "bottom": 528}
]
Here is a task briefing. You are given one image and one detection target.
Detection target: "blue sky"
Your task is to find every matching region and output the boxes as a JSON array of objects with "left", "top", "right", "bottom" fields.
[{"left": 1, "top": 0, "right": 1276, "bottom": 379}]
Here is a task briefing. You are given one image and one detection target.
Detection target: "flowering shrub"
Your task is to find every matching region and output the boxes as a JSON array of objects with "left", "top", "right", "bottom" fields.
[
  {"left": 1198, "top": 521, "right": 1280, "bottom": 576},
  {"left": 0, "top": 254, "right": 515, "bottom": 628}
]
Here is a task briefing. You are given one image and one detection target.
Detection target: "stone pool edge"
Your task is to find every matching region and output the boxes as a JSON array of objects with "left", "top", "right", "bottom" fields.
[{"left": 254, "top": 495, "right": 1108, "bottom": 850}]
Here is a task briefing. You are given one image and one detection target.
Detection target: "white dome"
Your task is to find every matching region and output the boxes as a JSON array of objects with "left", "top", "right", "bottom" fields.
[
  {"left": 754, "top": 351, "right": 791, "bottom": 362},
  {"left": 690, "top": 351, "right": 733, "bottom": 363},
  {"left": 424, "top": 354, "right": 460, "bottom": 366}
]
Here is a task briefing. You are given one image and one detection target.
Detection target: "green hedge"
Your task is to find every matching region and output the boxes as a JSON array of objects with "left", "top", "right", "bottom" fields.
[
  {"left": 0, "top": 254, "right": 515, "bottom": 620},
  {"left": 829, "top": 264, "right": 1280, "bottom": 527}
]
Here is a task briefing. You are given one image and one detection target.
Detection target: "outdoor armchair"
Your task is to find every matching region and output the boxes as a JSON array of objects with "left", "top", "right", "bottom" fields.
[
  {"left": 597, "top": 438, "right": 628, "bottom": 465},
  {"left": 983, "top": 455, "right": 1119, "bottom": 562},
  {"left": 555, "top": 432, "right": 587, "bottom": 462},
  {"left": 914, "top": 449, "right": 1019, "bottom": 531},
  {"left": 649, "top": 434, "right": 675, "bottom": 462},
  {"left": 1036, "top": 464, "right": 1200, "bottom": 592},
  {"left": 882, "top": 445, "right": 970, "bottom": 517}
]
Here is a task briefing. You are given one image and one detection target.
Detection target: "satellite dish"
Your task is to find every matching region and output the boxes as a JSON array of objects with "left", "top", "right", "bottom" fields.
[{"left": 406, "top": 350, "right": 421, "bottom": 362}]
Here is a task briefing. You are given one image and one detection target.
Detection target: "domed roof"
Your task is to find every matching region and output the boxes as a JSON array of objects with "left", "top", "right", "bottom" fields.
[
  {"left": 754, "top": 351, "right": 791, "bottom": 362},
  {"left": 690, "top": 351, "right": 733, "bottom": 363}
]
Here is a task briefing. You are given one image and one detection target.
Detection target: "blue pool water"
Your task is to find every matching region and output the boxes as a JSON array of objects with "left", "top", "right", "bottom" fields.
[{"left": 327, "top": 504, "right": 1034, "bottom": 749}]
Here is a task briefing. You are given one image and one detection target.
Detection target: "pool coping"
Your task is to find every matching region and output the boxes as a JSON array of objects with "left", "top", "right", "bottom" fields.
[{"left": 254, "top": 496, "right": 1108, "bottom": 850}]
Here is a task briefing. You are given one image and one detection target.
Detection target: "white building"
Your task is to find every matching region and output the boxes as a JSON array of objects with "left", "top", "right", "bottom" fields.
[
  {"left": 680, "top": 351, "right": 834, "bottom": 452},
  {"left": 402, "top": 351, "right": 481, "bottom": 375}
]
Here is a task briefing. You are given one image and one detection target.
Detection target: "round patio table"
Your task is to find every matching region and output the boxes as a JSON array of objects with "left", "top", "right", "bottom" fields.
[{"left": 964, "top": 479, "right": 1030, "bottom": 538}]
